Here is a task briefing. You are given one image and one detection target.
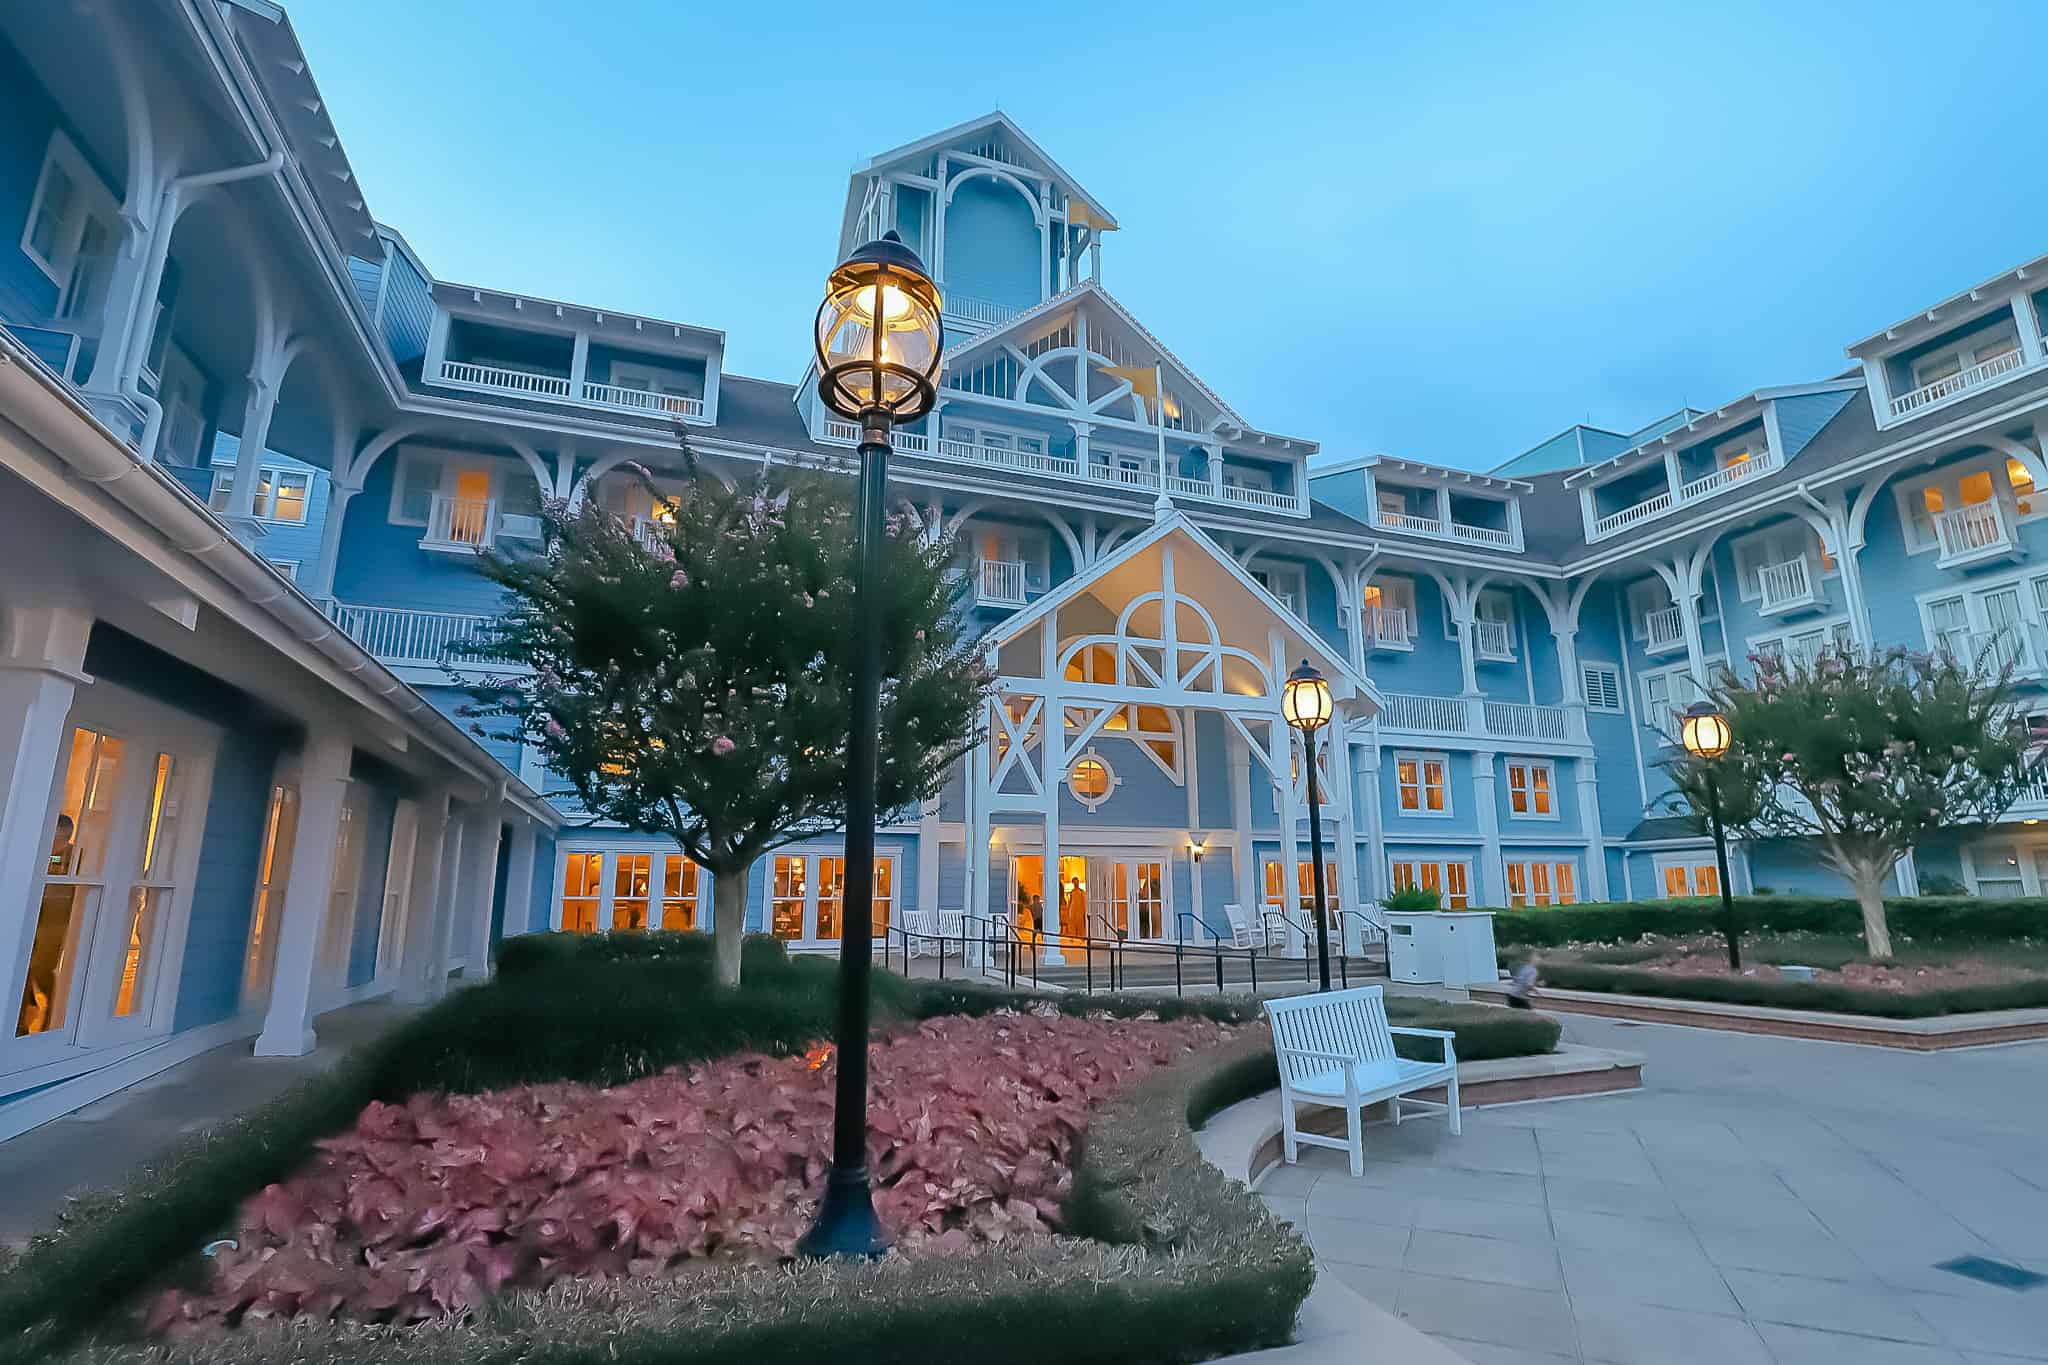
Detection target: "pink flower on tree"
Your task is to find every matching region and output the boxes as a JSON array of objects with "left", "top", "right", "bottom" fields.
[
  {"left": 669, "top": 569, "right": 690, "bottom": 590},
  {"left": 545, "top": 718, "right": 565, "bottom": 739},
  {"left": 710, "top": 736, "right": 736, "bottom": 756}
]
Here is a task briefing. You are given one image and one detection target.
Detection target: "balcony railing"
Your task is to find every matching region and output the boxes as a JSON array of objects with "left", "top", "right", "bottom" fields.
[
  {"left": 1362, "top": 604, "right": 1412, "bottom": 649},
  {"left": 581, "top": 381, "right": 704, "bottom": 420},
  {"left": 939, "top": 290, "right": 1022, "bottom": 336},
  {"left": 1891, "top": 347, "right": 2025, "bottom": 419},
  {"left": 1590, "top": 448, "right": 1783, "bottom": 540},
  {"left": 1377, "top": 692, "right": 1583, "bottom": 743},
  {"left": 435, "top": 359, "right": 572, "bottom": 399},
  {"left": 429, "top": 360, "right": 708, "bottom": 423},
  {"left": 1373, "top": 509, "right": 1519, "bottom": 550},
  {"left": 1933, "top": 499, "right": 2016, "bottom": 568},
  {"left": 424, "top": 494, "right": 496, "bottom": 550},
  {"left": 814, "top": 422, "right": 1306, "bottom": 512},
  {"left": 331, "top": 602, "right": 493, "bottom": 669},
  {"left": 1644, "top": 605, "right": 1685, "bottom": 654},
  {"left": 1472, "top": 618, "right": 1515, "bottom": 662},
  {"left": 974, "top": 558, "right": 1039, "bottom": 608},
  {"left": 1757, "top": 557, "right": 1817, "bottom": 614}
]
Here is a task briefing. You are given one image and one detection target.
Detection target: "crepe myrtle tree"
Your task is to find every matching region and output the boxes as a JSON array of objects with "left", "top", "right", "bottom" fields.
[
  {"left": 1664, "top": 644, "right": 2035, "bottom": 960},
  {"left": 461, "top": 444, "right": 988, "bottom": 986}
]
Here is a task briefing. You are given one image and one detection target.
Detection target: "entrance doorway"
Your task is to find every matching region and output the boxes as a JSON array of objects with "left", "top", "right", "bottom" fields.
[{"left": 1012, "top": 855, "right": 1166, "bottom": 942}]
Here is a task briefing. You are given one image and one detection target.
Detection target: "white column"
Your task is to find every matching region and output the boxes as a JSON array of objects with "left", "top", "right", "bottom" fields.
[
  {"left": 1039, "top": 624, "right": 1064, "bottom": 965},
  {"left": 225, "top": 373, "right": 281, "bottom": 523},
  {"left": 305, "top": 482, "right": 359, "bottom": 606},
  {"left": 1661, "top": 449, "right": 1682, "bottom": 499},
  {"left": 1333, "top": 724, "right": 1364, "bottom": 954},
  {"left": 502, "top": 819, "right": 539, "bottom": 942},
  {"left": 968, "top": 744, "right": 991, "bottom": 929},
  {"left": 0, "top": 607, "right": 93, "bottom": 1019},
  {"left": 1577, "top": 770, "right": 1609, "bottom": 901},
  {"left": 81, "top": 208, "right": 158, "bottom": 412},
  {"left": 455, "top": 808, "right": 502, "bottom": 976},
  {"left": 1471, "top": 750, "right": 1502, "bottom": 907},
  {"left": 2013, "top": 295, "right": 2044, "bottom": 364},
  {"left": 916, "top": 800, "right": 941, "bottom": 919},
  {"left": 253, "top": 731, "right": 353, "bottom": 1056},
  {"left": 422, "top": 309, "right": 452, "bottom": 381},
  {"left": 429, "top": 815, "right": 466, "bottom": 991},
  {"left": 1860, "top": 357, "right": 1895, "bottom": 424},
  {"left": 1228, "top": 727, "right": 1256, "bottom": 927},
  {"left": 1273, "top": 722, "right": 1302, "bottom": 956},
  {"left": 568, "top": 333, "right": 591, "bottom": 395},
  {"left": 396, "top": 790, "right": 452, "bottom": 1004},
  {"left": 1359, "top": 744, "right": 1387, "bottom": 909}
]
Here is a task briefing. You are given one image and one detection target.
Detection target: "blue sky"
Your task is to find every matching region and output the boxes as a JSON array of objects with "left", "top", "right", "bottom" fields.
[{"left": 288, "top": 0, "right": 2040, "bottom": 471}]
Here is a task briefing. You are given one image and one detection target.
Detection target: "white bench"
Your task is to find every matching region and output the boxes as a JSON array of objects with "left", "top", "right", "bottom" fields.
[{"left": 1263, "top": 984, "right": 1460, "bottom": 1177}]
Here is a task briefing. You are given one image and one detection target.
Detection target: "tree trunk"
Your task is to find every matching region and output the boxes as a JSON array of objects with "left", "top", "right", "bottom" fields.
[
  {"left": 711, "top": 867, "right": 748, "bottom": 987},
  {"left": 1850, "top": 864, "right": 1895, "bottom": 961}
]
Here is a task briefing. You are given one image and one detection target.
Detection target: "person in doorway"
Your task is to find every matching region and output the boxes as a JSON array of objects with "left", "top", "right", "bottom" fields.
[{"left": 1061, "top": 876, "right": 1086, "bottom": 939}]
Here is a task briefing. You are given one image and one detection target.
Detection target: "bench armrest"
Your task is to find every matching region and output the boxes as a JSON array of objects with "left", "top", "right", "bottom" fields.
[
  {"left": 1388, "top": 1026, "right": 1458, "bottom": 1063},
  {"left": 1273, "top": 1044, "right": 1359, "bottom": 1067}
]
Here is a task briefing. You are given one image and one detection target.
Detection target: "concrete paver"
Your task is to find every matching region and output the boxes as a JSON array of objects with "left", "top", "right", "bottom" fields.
[{"left": 1258, "top": 1014, "right": 2048, "bottom": 1362}]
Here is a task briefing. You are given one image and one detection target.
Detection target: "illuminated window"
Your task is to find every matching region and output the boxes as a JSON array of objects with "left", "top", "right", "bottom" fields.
[
  {"left": 1394, "top": 751, "right": 1450, "bottom": 815},
  {"left": 1655, "top": 857, "right": 1720, "bottom": 898},
  {"left": 612, "top": 853, "right": 652, "bottom": 930},
  {"left": 560, "top": 852, "right": 602, "bottom": 932},
  {"left": 1505, "top": 860, "right": 1578, "bottom": 908},
  {"left": 660, "top": 856, "right": 699, "bottom": 930},
  {"left": 1388, "top": 859, "right": 1471, "bottom": 910},
  {"left": 1504, "top": 759, "right": 1556, "bottom": 818},
  {"left": 772, "top": 856, "right": 807, "bottom": 940},
  {"left": 1263, "top": 859, "right": 1341, "bottom": 927},
  {"left": 1068, "top": 753, "right": 1116, "bottom": 810}
]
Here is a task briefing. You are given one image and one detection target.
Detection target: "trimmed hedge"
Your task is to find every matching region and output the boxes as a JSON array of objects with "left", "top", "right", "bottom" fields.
[
  {"left": 1491, "top": 895, "right": 2048, "bottom": 949},
  {"left": 0, "top": 930, "right": 1550, "bottom": 1362},
  {"left": 42, "top": 1034, "right": 1314, "bottom": 1365},
  {"left": 1529, "top": 961, "right": 2048, "bottom": 1018}
]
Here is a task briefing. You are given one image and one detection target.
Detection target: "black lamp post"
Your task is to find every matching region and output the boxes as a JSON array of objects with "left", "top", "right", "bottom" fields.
[
  {"left": 1282, "top": 660, "right": 1335, "bottom": 991},
  {"left": 798, "top": 231, "right": 943, "bottom": 1259},
  {"left": 1681, "top": 700, "right": 1742, "bottom": 972}
]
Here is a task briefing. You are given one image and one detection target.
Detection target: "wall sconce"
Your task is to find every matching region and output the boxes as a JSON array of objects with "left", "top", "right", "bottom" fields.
[{"left": 1189, "top": 834, "right": 1208, "bottom": 861}]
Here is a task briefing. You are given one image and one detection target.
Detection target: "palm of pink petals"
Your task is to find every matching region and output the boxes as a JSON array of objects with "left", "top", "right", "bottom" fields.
[{"left": 149, "top": 1009, "right": 1231, "bottom": 1334}]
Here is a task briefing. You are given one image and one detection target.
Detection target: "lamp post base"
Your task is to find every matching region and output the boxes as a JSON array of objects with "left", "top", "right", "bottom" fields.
[{"left": 796, "top": 1166, "right": 892, "bottom": 1259}]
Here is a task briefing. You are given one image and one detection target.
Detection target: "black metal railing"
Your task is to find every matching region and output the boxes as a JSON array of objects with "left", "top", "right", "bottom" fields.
[{"left": 882, "top": 915, "right": 1274, "bottom": 997}]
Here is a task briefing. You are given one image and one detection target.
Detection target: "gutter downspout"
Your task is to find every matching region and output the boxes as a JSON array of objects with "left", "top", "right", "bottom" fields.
[{"left": 119, "top": 151, "right": 287, "bottom": 459}]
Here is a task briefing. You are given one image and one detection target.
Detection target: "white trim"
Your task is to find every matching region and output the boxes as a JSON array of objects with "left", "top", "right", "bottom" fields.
[
  {"left": 1650, "top": 851, "right": 1723, "bottom": 897},
  {"left": 1391, "top": 749, "right": 1453, "bottom": 818},
  {"left": 19, "top": 130, "right": 116, "bottom": 289},
  {"left": 1502, "top": 756, "right": 1560, "bottom": 821},
  {"left": 1580, "top": 661, "right": 1623, "bottom": 713},
  {"left": 1066, "top": 747, "right": 1119, "bottom": 811},
  {"left": 1384, "top": 855, "right": 1474, "bottom": 910},
  {"left": 1501, "top": 856, "right": 1580, "bottom": 908},
  {"left": 210, "top": 463, "right": 313, "bottom": 525}
]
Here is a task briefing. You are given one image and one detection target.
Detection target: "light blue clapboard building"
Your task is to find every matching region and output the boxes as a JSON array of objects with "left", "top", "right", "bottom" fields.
[{"left": 3, "top": 0, "right": 2047, "bottom": 1132}]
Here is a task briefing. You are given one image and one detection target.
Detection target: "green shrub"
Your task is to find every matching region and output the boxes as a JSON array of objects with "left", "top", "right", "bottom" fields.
[
  {"left": 1533, "top": 960, "right": 2048, "bottom": 1018},
  {"left": 45, "top": 1036, "right": 1313, "bottom": 1365},
  {"left": 1382, "top": 884, "right": 1442, "bottom": 913},
  {"left": 0, "top": 938, "right": 1550, "bottom": 1360},
  {"left": 1490, "top": 895, "right": 2047, "bottom": 949}
]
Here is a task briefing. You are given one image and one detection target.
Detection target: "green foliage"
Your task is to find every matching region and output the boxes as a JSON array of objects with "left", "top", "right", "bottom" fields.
[
  {"left": 461, "top": 442, "right": 989, "bottom": 982},
  {"left": 1530, "top": 960, "right": 2048, "bottom": 1018},
  {"left": 1661, "top": 647, "right": 2035, "bottom": 957},
  {"left": 1381, "top": 884, "right": 1443, "bottom": 913},
  {"left": 1, "top": 927, "right": 1562, "bottom": 1361},
  {"left": 1490, "top": 895, "right": 2048, "bottom": 949}
]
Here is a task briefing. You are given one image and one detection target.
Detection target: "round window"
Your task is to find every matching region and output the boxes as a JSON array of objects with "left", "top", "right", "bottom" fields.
[{"left": 1068, "top": 753, "right": 1117, "bottom": 809}]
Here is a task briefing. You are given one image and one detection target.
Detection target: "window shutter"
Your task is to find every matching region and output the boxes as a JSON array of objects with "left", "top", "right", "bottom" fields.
[{"left": 1581, "top": 663, "right": 1622, "bottom": 712}]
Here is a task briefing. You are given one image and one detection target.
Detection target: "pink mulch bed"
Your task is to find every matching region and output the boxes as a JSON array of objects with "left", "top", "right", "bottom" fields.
[
  {"left": 1576, "top": 936, "right": 2045, "bottom": 993},
  {"left": 148, "top": 1008, "right": 1231, "bottom": 1335}
]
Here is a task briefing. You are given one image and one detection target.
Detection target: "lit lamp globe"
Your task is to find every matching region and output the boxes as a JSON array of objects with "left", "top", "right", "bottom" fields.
[
  {"left": 813, "top": 231, "right": 944, "bottom": 427},
  {"left": 1681, "top": 702, "right": 1731, "bottom": 760},
  {"left": 1282, "top": 660, "right": 1333, "bottom": 732}
]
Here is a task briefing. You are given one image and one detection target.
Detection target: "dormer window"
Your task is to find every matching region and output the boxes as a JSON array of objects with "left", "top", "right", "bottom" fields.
[{"left": 1912, "top": 326, "right": 2018, "bottom": 393}]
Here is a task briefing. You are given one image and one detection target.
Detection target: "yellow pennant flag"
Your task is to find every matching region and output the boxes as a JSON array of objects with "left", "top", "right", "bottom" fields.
[{"left": 1068, "top": 198, "right": 1116, "bottom": 232}]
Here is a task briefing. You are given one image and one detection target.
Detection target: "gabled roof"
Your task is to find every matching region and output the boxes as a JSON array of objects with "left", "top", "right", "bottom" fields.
[
  {"left": 1313, "top": 453, "right": 1531, "bottom": 495},
  {"left": 946, "top": 280, "right": 1315, "bottom": 452},
  {"left": 1847, "top": 248, "right": 2048, "bottom": 358},
  {"left": 984, "top": 510, "right": 1374, "bottom": 708},
  {"left": 849, "top": 111, "right": 1116, "bottom": 228},
  {"left": 1562, "top": 379, "right": 1864, "bottom": 488}
]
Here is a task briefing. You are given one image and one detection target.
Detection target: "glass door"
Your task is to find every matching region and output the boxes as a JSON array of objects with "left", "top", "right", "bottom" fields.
[
  {"left": 242, "top": 784, "right": 299, "bottom": 1002},
  {"left": 88, "top": 749, "right": 197, "bottom": 1043},
  {"left": 316, "top": 789, "right": 370, "bottom": 1002},
  {"left": 14, "top": 728, "right": 126, "bottom": 1045},
  {"left": 376, "top": 801, "right": 417, "bottom": 974}
]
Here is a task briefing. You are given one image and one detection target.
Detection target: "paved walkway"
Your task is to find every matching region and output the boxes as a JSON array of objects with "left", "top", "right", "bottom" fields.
[
  {"left": 0, "top": 1000, "right": 416, "bottom": 1246},
  {"left": 1255, "top": 1014, "right": 2048, "bottom": 1364}
]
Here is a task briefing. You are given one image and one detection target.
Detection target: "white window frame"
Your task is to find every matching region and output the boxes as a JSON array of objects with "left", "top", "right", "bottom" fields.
[
  {"left": 762, "top": 848, "right": 898, "bottom": 947},
  {"left": 1637, "top": 663, "right": 1697, "bottom": 740},
  {"left": 944, "top": 418, "right": 1050, "bottom": 457},
  {"left": 1386, "top": 856, "right": 1472, "bottom": 910},
  {"left": 1392, "top": 749, "right": 1452, "bottom": 818},
  {"left": 606, "top": 360, "right": 701, "bottom": 398},
  {"left": 265, "top": 559, "right": 300, "bottom": 583},
  {"left": 1745, "top": 614, "right": 1853, "bottom": 671},
  {"left": 1360, "top": 575, "right": 1417, "bottom": 651},
  {"left": 1910, "top": 324, "right": 2020, "bottom": 391},
  {"left": 1893, "top": 452, "right": 2039, "bottom": 556},
  {"left": 212, "top": 464, "right": 313, "bottom": 524},
  {"left": 554, "top": 846, "right": 711, "bottom": 934},
  {"left": 21, "top": 131, "right": 116, "bottom": 289},
  {"left": 1652, "top": 853, "right": 1722, "bottom": 898},
  {"left": 1730, "top": 524, "right": 1836, "bottom": 602},
  {"left": 1625, "top": 578, "right": 1668, "bottom": 642},
  {"left": 1503, "top": 757, "right": 1559, "bottom": 821},
  {"left": 1444, "top": 587, "right": 1514, "bottom": 644},
  {"left": 1503, "top": 858, "right": 1579, "bottom": 908},
  {"left": 1911, "top": 566, "right": 2048, "bottom": 677},
  {"left": 389, "top": 446, "right": 499, "bottom": 529},
  {"left": 1581, "top": 661, "right": 1623, "bottom": 713},
  {"left": 1066, "top": 747, "right": 1120, "bottom": 811},
  {"left": 1247, "top": 559, "right": 1308, "bottom": 615}
]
